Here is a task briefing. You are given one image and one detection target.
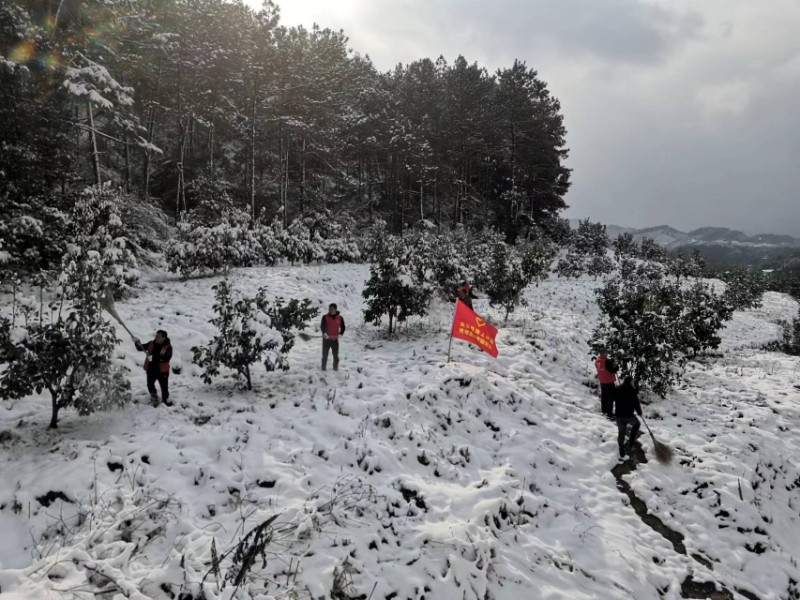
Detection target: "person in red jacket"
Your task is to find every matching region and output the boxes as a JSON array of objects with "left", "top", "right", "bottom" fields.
[
  {"left": 457, "top": 282, "right": 477, "bottom": 310},
  {"left": 594, "top": 348, "right": 618, "bottom": 418},
  {"left": 320, "top": 304, "right": 345, "bottom": 371},
  {"left": 134, "top": 330, "right": 173, "bottom": 406}
]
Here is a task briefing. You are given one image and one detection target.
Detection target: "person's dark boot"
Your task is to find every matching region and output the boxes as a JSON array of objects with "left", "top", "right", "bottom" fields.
[
  {"left": 163, "top": 397, "right": 174, "bottom": 407},
  {"left": 619, "top": 444, "right": 626, "bottom": 458},
  {"left": 150, "top": 394, "right": 159, "bottom": 407}
]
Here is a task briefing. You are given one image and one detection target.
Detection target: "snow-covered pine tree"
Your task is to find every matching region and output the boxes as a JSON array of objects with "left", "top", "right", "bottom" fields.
[
  {"left": 191, "top": 280, "right": 317, "bottom": 390},
  {"left": 0, "top": 253, "right": 130, "bottom": 429}
]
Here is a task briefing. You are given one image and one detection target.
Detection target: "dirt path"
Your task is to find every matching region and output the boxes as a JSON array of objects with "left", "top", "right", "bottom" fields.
[{"left": 611, "top": 442, "right": 760, "bottom": 600}]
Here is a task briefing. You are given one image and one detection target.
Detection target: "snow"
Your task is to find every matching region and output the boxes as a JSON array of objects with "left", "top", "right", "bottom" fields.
[{"left": 0, "top": 264, "right": 799, "bottom": 599}]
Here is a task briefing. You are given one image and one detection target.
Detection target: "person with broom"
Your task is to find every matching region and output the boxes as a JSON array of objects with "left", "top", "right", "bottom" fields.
[
  {"left": 615, "top": 375, "right": 643, "bottom": 458},
  {"left": 133, "top": 330, "right": 173, "bottom": 407}
]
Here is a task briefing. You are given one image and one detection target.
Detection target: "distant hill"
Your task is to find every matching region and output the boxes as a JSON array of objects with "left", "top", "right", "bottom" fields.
[{"left": 568, "top": 219, "right": 800, "bottom": 268}]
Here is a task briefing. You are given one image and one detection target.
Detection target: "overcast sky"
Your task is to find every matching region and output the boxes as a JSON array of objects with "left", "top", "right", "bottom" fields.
[{"left": 267, "top": 0, "right": 800, "bottom": 236}]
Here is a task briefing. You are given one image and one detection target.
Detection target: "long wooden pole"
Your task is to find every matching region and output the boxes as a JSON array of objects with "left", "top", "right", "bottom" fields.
[{"left": 446, "top": 299, "right": 460, "bottom": 363}]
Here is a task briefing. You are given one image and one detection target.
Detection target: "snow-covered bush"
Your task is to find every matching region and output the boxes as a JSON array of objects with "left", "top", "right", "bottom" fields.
[
  {"left": 185, "top": 172, "right": 242, "bottom": 226},
  {"left": 362, "top": 237, "right": 433, "bottom": 334},
  {"left": 591, "top": 266, "right": 733, "bottom": 398},
  {"left": 0, "top": 256, "right": 130, "bottom": 428},
  {"left": 720, "top": 267, "right": 767, "bottom": 311},
  {"left": 321, "top": 236, "right": 361, "bottom": 263},
  {"left": 668, "top": 249, "right": 706, "bottom": 283},
  {"left": 639, "top": 237, "right": 668, "bottom": 264},
  {"left": 779, "top": 309, "right": 800, "bottom": 355},
  {"left": 612, "top": 232, "right": 638, "bottom": 261},
  {"left": 62, "top": 185, "right": 140, "bottom": 297},
  {"left": 166, "top": 221, "right": 265, "bottom": 278},
  {"left": 480, "top": 240, "right": 549, "bottom": 323},
  {"left": 277, "top": 219, "right": 325, "bottom": 265},
  {"left": 555, "top": 219, "right": 613, "bottom": 278},
  {"left": 191, "top": 280, "right": 318, "bottom": 390},
  {"left": 0, "top": 194, "right": 69, "bottom": 276}
]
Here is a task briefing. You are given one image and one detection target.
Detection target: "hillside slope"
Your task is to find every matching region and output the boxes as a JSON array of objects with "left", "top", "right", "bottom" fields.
[{"left": 0, "top": 265, "right": 799, "bottom": 600}]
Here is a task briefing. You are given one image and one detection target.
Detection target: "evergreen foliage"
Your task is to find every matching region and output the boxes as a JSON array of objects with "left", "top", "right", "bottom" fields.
[
  {"left": 191, "top": 280, "right": 317, "bottom": 390},
  {"left": 0, "top": 254, "right": 130, "bottom": 428}
]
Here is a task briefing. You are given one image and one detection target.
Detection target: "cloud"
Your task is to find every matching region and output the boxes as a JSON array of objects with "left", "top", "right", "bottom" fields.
[{"left": 269, "top": 0, "right": 800, "bottom": 235}]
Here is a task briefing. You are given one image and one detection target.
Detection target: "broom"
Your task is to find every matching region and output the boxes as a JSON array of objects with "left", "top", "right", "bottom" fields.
[
  {"left": 99, "top": 289, "right": 138, "bottom": 343},
  {"left": 641, "top": 415, "right": 674, "bottom": 465}
]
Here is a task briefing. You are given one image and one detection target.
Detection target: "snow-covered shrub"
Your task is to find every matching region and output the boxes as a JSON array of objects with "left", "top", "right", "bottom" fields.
[
  {"left": 322, "top": 236, "right": 361, "bottom": 263},
  {"left": 720, "top": 267, "right": 767, "bottom": 311},
  {"left": 639, "top": 236, "right": 668, "bottom": 264},
  {"left": 591, "top": 266, "right": 733, "bottom": 398},
  {"left": 539, "top": 215, "right": 573, "bottom": 246},
  {"left": 362, "top": 237, "right": 433, "bottom": 334},
  {"left": 191, "top": 280, "right": 318, "bottom": 390},
  {"left": 668, "top": 249, "right": 706, "bottom": 283},
  {"left": 480, "top": 240, "right": 548, "bottom": 323},
  {"left": 612, "top": 232, "right": 638, "bottom": 261},
  {"left": 360, "top": 219, "right": 389, "bottom": 263},
  {"left": 277, "top": 219, "right": 325, "bottom": 265},
  {"left": 555, "top": 219, "right": 613, "bottom": 278},
  {"left": 185, "top": 171, "right": 242, "bottom": 226},
  {"left": 166, "top": 221, "right": 264, "bottom": 278},
  {"left": 778, "top": 309, "right": 800, "bottom": 355},
  {"left": 0, "top": 256, "right": 130, "bottom": 428},
  {"left": 0, "top": 194, "right": 69, "bottom": 275},
  {"left": 62, "top": 185, "right": 140, "bottom": 297}
]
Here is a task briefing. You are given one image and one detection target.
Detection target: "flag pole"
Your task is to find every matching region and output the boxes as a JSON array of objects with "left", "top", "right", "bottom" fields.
[{"left": 447, "top": 299, "right": 459, "bottom": 363}]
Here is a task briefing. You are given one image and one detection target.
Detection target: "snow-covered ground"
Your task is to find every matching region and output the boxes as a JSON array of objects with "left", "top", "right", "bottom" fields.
[{"left": 0, "top": 265, "right": 798, "bottom": 599}]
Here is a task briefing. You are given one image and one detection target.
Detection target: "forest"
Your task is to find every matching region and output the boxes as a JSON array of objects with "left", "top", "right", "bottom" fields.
[{"left": 1, "top": 0, "right": 571, "bottom": 278}]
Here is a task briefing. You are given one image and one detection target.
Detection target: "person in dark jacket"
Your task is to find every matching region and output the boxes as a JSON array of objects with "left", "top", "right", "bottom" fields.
[
  {"left": 615, "top": 375, "right": 643, "bottom": 458},
  {"left": 594, "top": 349, "right": 618, "bottom": 419},
  {"left": 134, "top": 330, "right": 173, "bottom": 406},
  {"left": 456, "top": 282, "right": 478, "bottom": 310},
  {"left": 320, "top": 304, "right": 345, "bottom": 371}
]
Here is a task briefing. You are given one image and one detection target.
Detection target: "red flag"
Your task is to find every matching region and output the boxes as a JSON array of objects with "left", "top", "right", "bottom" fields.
[{"left": 450, "top": 299, "right": 499, "bottom": 358}]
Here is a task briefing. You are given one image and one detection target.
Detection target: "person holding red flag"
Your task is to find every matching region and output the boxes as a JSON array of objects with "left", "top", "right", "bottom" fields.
[{"left": 449, "top": 298, "right": 499, "bottom": 360}]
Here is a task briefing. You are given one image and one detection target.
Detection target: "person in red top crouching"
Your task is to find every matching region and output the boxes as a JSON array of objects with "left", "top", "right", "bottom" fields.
[
  {"left": 594, "top": 348, "right": 618, "bottom": 419},
  {"left": 321, "top": 303, "right": 345, "bottom": 371}
]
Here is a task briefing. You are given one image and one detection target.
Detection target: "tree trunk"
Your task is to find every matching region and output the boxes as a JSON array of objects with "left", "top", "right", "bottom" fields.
[
  {"left": 49, "top": 391, "right": 59, "bottom": 429},
  {"left": 244, "top": 365, "right": 252, "bottom": 390},
  {"left": 208, "top": 124, "right": 214, "bottom": 171},
  {"left": 143, "top": 64, "right": 162, "bottom": 199},
  {"left": 176, "top": 121, "right": 186, "bottom": 220},
  {"left": 124, "top": 135, "right": 131, "bottom": 192},
  {"left": 419, "top": 179, "right": 424, "bottom": 222},
  {"left": 86, "top": 100, "right": 101, "bottom": 185},
  {"left": 250, "top": 83, "right": 257, "bottom": 222},
  {"left": 300, "top": 136, "right": 306, "bottom": 214}
]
